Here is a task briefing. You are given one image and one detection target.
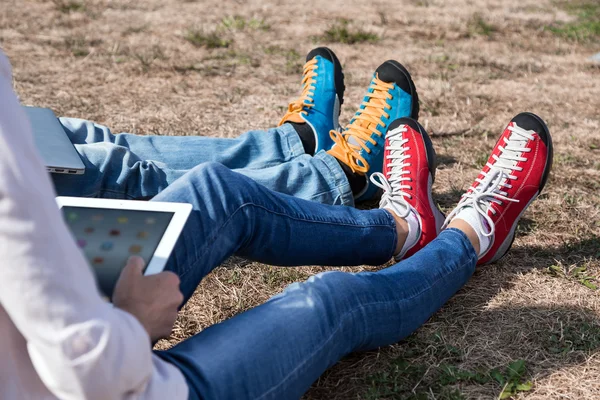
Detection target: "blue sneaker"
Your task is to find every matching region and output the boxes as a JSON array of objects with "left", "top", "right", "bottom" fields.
[
  {"left": 278, "top": 47, "right": 345, "bottom": 153},
  {"left": 327, "top": 60, "right": 419, "bottom": 202}
]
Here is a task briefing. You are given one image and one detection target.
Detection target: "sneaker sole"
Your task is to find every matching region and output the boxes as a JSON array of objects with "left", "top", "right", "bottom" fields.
[
  {"left": 483, "top": 191, "right": 538, "bottom": 265},
  {"left": 419, "top": 124, "right": 445, "bottom": 232}
]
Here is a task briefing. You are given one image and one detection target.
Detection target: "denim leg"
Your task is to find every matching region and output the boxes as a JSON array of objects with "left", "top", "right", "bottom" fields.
[
  {"left": 156, "top": 229, "right": 477, "bottom": 400},
  {"left": 153, "top": 162, "right": 394, "bottom": 302},
  {"left": 230, "top": 151, "right": 354, "bottom": 206},
  {"left": 52, "top": 119, "right": 305, "bottom": 198},
  {"left": 52, "top": 119, "right": 353, "bottom": 205},
  {"left": 59, "top": 118, "right": 305, "bottom": 169}
]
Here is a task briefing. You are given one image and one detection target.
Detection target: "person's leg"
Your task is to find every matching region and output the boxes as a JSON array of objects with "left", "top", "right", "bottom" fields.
[
  {"left": 156, "top": 228, "right": 477, "bottom": 400},
  {"left": 154, "top": 112, "right": 552, "bottom": 399},
  {"left": 53, "top": 119, "right": 354, "bottom": 205},
  {"left": 52, "top": 45, "right": 347, "bottom": 201},
  {"left": 152, "top": 162, "right": 394, "bottom": 301},
  {"left": 59, "top": 117, "right": 306, "bottom": 170}
]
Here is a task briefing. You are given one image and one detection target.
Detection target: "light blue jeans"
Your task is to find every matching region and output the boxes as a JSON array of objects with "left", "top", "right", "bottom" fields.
[
  {"left": 51, "top": 118, "right": 354, "bottom": 206},
  {"left": 153, "top": 163, "right": 478, "bottom": 400}
]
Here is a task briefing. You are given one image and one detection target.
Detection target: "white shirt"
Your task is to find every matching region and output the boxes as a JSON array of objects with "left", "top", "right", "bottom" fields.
[{"left": 0, "top": 50, "right": 188, "bottom": 400}]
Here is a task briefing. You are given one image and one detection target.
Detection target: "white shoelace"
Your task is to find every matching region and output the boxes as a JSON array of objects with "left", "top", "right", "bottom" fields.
[
  {"left": 443, "top": 123, "right": 535, "bottom": 237},
  {"left": 370, "top": 125, "right": 413, "bottom": 218}
]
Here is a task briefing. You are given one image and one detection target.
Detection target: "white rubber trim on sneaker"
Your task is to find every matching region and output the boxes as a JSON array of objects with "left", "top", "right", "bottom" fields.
[
  {"left": 481, "top": 190, "right": 539, "bottom": 265},
  {"left": 393, "top": 209, "right": 422, "bottom": 262},
  {"left": 392, "top": 172, "right": 439, "bottom": 261},
  {"left": 332, "top": 94, "right": 340, "bottom": 132},
  {"left": 426, "top": 173, "right": 445, "bottom": 234}
]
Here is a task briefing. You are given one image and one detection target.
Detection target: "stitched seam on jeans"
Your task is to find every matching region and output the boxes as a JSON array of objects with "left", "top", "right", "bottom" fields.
[
  {"left": 282, "top": 124, "right": 305, "bottom": 161},
  {"left": 243, "top": 202, "right": 395, "bottom": 228},
  {"left": 316, "top": 153, "right": 354, "bottom": 207},
  {"left": 254, "top": 253, "right": 476, "bottom": 400},
  {"left": 310, "top": 160, "right": 353, "bottom": 206},
  {"left": 383, "top": 210, "right": 398, "bottom": 260},
  {"left": 176, "top": 202, "right": 395, "bottom": 280}
]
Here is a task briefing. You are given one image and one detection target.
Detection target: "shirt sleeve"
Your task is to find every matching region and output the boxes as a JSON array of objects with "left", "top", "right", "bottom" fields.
[{"left": 0, "top": 51, "right": 157, "bottom": 400}]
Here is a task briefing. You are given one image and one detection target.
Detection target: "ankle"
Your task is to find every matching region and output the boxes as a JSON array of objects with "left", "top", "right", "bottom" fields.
[
  {"left": 388, "top": 210, "right": 409, "bottom": 255},
  {"left": 385, "top": 208, "right": 421, "bottom": 260},
  {"left": 337, "top": 160, "right": 367, "bottom": 195},
  {"left": 290, "top": 122, "right": 315, "bottom": 155},
  {"left": 447, "top": 218, "right": 481, "bottom": 256}
]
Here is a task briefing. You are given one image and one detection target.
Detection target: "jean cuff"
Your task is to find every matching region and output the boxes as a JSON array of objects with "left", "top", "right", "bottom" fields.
[
  {"left": 313, "top": 151, "right": 355, "bottom": 207},
  {"left": 274, "top": 123, "right": 306, "bottom": 162},
  {"left": 439, "top": 228, "right": 478, "bottom": 262},
  {"left": 378, "top": 208, "right": 399, "bottom": 262}
]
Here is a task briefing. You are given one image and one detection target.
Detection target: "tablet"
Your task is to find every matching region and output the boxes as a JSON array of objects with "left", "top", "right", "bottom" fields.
[{"left": 56, "top": 197, "right": 192, "bottom": 298}]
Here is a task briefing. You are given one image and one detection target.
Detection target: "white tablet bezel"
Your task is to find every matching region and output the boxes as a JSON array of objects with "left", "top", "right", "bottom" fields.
[{"left": 55, "top": 196, "right": 192, "bottom": 275}]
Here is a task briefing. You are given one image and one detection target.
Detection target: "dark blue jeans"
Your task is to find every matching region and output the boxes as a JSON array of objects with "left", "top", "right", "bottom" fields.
[{"left": 153, "top": 162, "right": 477, "bottom": 400}]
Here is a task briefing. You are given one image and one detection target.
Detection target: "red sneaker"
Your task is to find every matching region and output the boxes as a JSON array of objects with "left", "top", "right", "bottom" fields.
[
  {"left": 445, "top": 112, "right": 553, "bottom": 265},
  {"left": 370, "top": 118, "right": 445, "bottom": 260}
]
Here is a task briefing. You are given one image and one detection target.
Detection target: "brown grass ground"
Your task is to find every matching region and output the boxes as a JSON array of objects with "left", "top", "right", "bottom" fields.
[{"left": 2, "top": 0, "right": 599, "bottom": 398}]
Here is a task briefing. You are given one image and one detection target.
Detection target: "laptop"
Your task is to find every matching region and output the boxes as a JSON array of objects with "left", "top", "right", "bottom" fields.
[{"left": 23, "top": 106, "right": 85, "bottom": 174}]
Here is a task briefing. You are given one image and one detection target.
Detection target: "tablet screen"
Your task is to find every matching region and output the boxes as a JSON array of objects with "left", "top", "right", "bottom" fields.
[{"left": 61, "top": 206, "right": 175, "bottom": 297}]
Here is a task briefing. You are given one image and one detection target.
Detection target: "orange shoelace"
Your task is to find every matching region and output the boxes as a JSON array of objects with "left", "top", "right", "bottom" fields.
[
  {"left": 328, "top": 75, "right": 394, "bottom": 174},
  {"left": 278, "top": 58, "right": 319, "bottom": 126}
]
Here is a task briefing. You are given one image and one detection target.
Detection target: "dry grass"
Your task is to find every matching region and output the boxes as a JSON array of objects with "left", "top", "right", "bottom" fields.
[{"left": 2, "top": 0, "right": 599, "bottom": 398}]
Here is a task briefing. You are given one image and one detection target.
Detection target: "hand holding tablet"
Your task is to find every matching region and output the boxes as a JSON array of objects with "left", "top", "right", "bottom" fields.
[{"left": 56, "top": 197, "right": 192, "bottom": 298}]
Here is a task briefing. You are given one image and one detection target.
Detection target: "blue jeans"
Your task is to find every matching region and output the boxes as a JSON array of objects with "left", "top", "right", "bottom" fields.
[
  {"left": 152, "top": 163, "right": 478, "bottom": 400},
  {"left": 52, "top": 118, "right": 354, "bottom": 206}
]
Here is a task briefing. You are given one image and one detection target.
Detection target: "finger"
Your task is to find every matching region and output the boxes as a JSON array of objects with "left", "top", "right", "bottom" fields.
[
  {"left": 175, "top": 290, "right": 184, "bottom": 307},
  {"left": 122, "top": 257, "right": 145, "bottom": 278},
  {"left": 126, "top": 255, "right": 145, "bottom": 271},
  {"left": 156, "top": 271, "right": 181, "bottom": 287},
  {"left": 115, "top": 257, "right": 145, "bottom": 289},
  {"left": 166, "top": 289, "right": 184, "bottom": 309}
]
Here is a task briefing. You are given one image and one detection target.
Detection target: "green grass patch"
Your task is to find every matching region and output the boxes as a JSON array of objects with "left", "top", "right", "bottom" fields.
[
  {"left": 184, "top": 28, "right": 232, "bottom": 49},
  {"left": 122, "top": 24, "right": 149, "bottom": 36},
  {"left": 52, "top": 0, "right": 85, "bottom": 13},
  {"left": 221, "top": 15, "right": 270, "bottom": 31},
  {"left": 363, "top": 333, "right": 533, "bottom": 399},
  {"left": 64, "top": 36, "right": 89, "bottom": 57},
  {"left": 204, "top": 49, "right": 261, "bottom": 67},
  {"left": 547, "top": 1, "right": 600, "bottom": 43},
  {"left": 262, "top": 267, "right": 307, "bottom": 289},
  {"left": 491, "top": 360, "right": 533, "bottom": 399},
  {"left": 316, "top": 19, "right": 380, "bottom": 44},
  {"left": 63, "top": 36, "right": 101, "bottom": 57},
  {"left": 467, "top": 14, "right": 498, "bottom": 37},
  {"left": 547, "top": 263, "right": 599, "bottom": 290},
  {"left": 133, "top": 45, "right": 166, "bottom": 72},
  {"left": 546, "top": 322, "right": 600, "bottom": 354},
  {"left": 264, "top": 45, "right": 302, "bottom": 74}
]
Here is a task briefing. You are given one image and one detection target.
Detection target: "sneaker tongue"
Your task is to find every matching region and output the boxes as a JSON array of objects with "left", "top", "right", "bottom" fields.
[
  {"left": 485, "top": 127, "right": 528, "bottom": 190},
  {"left": 388, "top": 147, "right": 405, "bottom": 180},
  {"left": 347, "top": 92, "right": 387, "bottom": 148},
  {"left": 498, "top": 128, "right": 528, "bottom": 173}
]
